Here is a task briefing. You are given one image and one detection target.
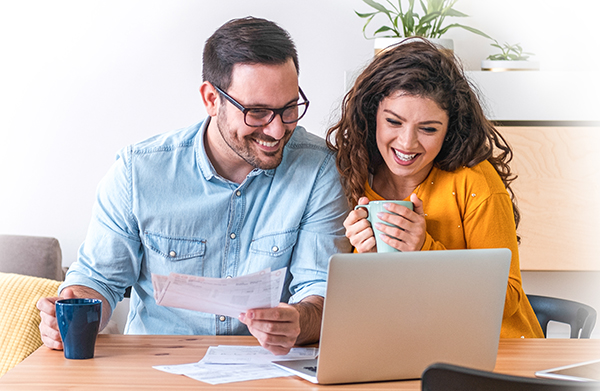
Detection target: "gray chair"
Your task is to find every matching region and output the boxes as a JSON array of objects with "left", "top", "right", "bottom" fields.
[
  {"left": 421, "top": 362, "right": 600, "bottom": 391},
  {"left": 527, "top": 294, "right": 597, "bottom": 339},
  {"left": 0, "top": 234, "right": 64, "bottom": 281}
]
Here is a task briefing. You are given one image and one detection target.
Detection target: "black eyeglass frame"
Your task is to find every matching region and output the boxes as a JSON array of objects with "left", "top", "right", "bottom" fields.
[{"left": 213, "top": 85, "right": 310, "bottom": 127}]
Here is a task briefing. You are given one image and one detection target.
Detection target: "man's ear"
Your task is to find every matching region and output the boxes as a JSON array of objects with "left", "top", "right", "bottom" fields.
[{"left": 200, "top": 81, "right": 219, "bottom": 117}]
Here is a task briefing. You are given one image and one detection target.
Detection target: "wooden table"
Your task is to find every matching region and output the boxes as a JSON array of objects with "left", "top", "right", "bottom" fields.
[{"left": 1, "top": 335, "right": 599, "bottom": 390}]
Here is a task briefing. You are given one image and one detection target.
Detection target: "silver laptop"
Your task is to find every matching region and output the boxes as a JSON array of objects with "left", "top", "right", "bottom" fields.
[{"left": 274, "top": 248, "right": 511, "bottom": 384}]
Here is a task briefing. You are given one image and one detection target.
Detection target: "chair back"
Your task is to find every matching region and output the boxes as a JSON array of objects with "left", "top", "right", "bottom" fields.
[
  {"left": 0, "top": 234, "right": 63, "bottom": 281},
  {"left": 527, "top": 295, "right": 597, "bottom": 338},
  {"left": 422, "top": 362, "right": 600, "bottom": 391}
]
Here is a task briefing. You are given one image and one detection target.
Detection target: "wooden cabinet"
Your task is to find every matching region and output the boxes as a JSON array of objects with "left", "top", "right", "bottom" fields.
[{"left": 499, "top": 126, "right": 600, "bottom": 271}]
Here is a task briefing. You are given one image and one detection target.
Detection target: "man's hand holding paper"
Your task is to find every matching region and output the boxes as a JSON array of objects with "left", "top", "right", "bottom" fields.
[{"left": 238, "top": 302, "right": 301, "bottom": 355}]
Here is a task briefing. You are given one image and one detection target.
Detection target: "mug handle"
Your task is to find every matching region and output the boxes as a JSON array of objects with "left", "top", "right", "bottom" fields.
[{"left": 354, "top": 204, "right": 370, "bottom": 217}]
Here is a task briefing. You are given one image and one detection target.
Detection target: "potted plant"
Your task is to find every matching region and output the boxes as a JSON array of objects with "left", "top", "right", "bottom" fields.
[
  {"left": 481, "top": 40, "right": 540, "bottom": 71},
  {"left": 356, "top": 0, "right": 491, "bottom": 54}
]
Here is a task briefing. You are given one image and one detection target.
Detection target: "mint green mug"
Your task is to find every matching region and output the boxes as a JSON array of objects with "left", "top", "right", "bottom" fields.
[{"left": 354, "top": 200, "right": 413, "bottom": 253}]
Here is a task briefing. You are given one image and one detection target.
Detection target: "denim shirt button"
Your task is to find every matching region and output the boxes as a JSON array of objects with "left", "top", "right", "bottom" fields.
[
  {"left": 219, "top": 315, "right": 226, "bottom": 322},
  {"left": 230, "top": 233, "right": 236, "bottom": 239},
  {"left": 169, "top": 250, "right": 177, "bottom": 258},
  {"left": 271, "top": 246, "right": 279, "bottom": 253},
  {"left": 235, "top": 190, "right": 241, "bottom": 197},
  {"left": 226, "top": 275, "right": 232, "bottom": 279}
]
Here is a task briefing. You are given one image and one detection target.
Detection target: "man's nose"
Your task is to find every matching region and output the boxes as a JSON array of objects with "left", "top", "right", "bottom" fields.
[{"left": 262, "top": 114, "right": 287, "bottom": 140}]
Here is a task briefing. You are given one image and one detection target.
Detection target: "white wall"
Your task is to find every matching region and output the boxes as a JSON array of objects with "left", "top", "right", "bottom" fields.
[{"left": 1, "top": 0, "right": 598, "bottom": 336}]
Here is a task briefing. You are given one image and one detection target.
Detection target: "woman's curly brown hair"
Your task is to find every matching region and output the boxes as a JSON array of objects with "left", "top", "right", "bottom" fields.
[{"left": 326, "top": 39, "right": 520, "bottom": 231}]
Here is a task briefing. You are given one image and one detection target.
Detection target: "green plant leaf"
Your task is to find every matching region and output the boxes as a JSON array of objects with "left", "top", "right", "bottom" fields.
[
  {"left": 438, "top": 23, "right": 491, "bottom": 39},
  {"left": 355, "top": 11, "right": 377, "bottom": 18},
  {"left": 429, "top": 0, "right": 444, "bottom": 12},
  {"left": 461, "top": 24, "right": 492, "bottom": 39},
  {"left": 444, "top": 8, "right": 468, "bottom": 17},
  {"left": 384, "top": 0, "right": 400, "bottom": 13},
  {"left": 420, "top": 11, "right": 441, "bottom": 24},
  {"left": 360, "top": 14, "right": 376, "bottom": 39},
  {"left": 373, "top": 25, "right": 397, "bottom": 35},
  {"left": 393, "top": 14, "right": 401, "bottom": 32},
  {"left": 487, "top": 39, "right": 535, "bottom": 61},
  {"left": 415, "top": 25, "right": 431, "bottom": 36},
  {"left": 403, "top": 9, "right": 416, "bottom": 36},
  {"left": 356, "top": 0, "right": 491, "bottom": 41},
  {"left": 362, "top": 0, "right": 392, "bottom": 14}
]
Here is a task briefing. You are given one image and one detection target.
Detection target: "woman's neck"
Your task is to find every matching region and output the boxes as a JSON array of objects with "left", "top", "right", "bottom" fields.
[{"left": 371, "top": 165, "right": 430, "bottom": 200}]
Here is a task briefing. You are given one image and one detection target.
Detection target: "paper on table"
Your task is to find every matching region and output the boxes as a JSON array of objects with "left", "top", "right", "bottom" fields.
[
  {"left": 154, "top": 362, "right": 292, "bottom": 385},
  {"left": 153, "top": 345, "right": 317, "bottom": 385},
  {"left": 152, "top": 267, "right": 287, "bottom": 318},
  {"left": 200, "top": 345, "right": 318, "bottom": 364}
]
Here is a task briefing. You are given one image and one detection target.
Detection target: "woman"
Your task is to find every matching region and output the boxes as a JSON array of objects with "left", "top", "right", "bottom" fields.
[{"left": 326, "top": 39, "right": 543, "bottom": 338}]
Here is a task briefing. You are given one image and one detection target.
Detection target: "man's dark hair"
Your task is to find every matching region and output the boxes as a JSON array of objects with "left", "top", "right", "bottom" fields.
[{"left": 202, "top": 17, "right": 299, "bottom": 90}]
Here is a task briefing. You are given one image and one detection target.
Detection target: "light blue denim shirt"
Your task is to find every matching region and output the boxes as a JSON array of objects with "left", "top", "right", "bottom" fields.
[{"left": 61, "top": 118, "right": 351, "bottom": 335}]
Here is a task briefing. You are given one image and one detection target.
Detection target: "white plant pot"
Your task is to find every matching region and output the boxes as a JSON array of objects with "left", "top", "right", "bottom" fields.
[
  {"left": 374, "top": 37, "right": 454, "bottom": 56},
  {"left": 481, "top": 60, "right": 540, "bottom": 72}
]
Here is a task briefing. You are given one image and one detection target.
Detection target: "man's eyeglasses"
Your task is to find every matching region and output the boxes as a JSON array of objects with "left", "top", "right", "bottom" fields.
[{"left": 213, "top": 85, "right": 309, "bottom": 127}]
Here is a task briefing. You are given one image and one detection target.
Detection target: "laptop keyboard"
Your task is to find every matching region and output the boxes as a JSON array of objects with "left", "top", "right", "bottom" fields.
[{"left": 304, "top": 366, "right": 317, "bottom": 373}]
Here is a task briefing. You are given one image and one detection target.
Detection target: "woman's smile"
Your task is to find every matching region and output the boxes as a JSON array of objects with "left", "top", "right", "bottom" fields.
[{"left": 375, "top": 93, "right": 449, "bottom": 188}]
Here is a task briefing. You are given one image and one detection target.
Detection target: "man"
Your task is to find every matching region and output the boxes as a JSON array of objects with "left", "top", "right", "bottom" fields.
[{"left": 37, "top": 17, "right": 350, "bottom": 355}]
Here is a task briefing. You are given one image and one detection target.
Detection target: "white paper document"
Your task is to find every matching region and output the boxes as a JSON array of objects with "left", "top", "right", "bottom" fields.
[
  {"left": 152, "top": 267, "right": 287, "bottom": 317},
  {"left": 154, "top": 362, "right": 291, "bottom": 385},
  {"left": 200, "top": 345, "right": 318, "bottom": 364},
  {"left": 153, "top": 345, "right": 318, "bottom": 385}
]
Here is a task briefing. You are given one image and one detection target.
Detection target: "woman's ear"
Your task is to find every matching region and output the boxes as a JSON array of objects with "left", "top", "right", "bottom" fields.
[{"left": 200, "top": 81, "right": 219, "bottom": 117}]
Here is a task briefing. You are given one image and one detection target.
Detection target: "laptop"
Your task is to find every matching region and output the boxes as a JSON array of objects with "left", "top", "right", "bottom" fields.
[{"left": 273, "top": 248, "right": 511, "bottom": 384}]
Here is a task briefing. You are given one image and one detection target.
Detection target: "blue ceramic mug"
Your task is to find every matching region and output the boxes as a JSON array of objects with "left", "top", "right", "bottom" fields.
[{"left": 55, "top": 298, "right": 102, "bottom": 359}]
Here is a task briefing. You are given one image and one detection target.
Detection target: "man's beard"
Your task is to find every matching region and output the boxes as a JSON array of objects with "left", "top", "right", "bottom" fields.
[{"left": 216, "top": 106, "right": 292, "bottom": 170}]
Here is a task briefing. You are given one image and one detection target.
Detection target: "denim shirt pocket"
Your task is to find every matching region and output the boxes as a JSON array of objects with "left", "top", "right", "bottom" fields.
[
  {"left": 143, "top": 231, "right": 206, "bottom": 275},
  {"left": 250, "top": 229, "right": 298, "bottom": 259}
]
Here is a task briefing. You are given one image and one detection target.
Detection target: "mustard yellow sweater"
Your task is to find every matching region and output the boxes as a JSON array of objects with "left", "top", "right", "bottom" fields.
[{"left": 365, "top": 160, "right": 543, "bottom": 338}]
